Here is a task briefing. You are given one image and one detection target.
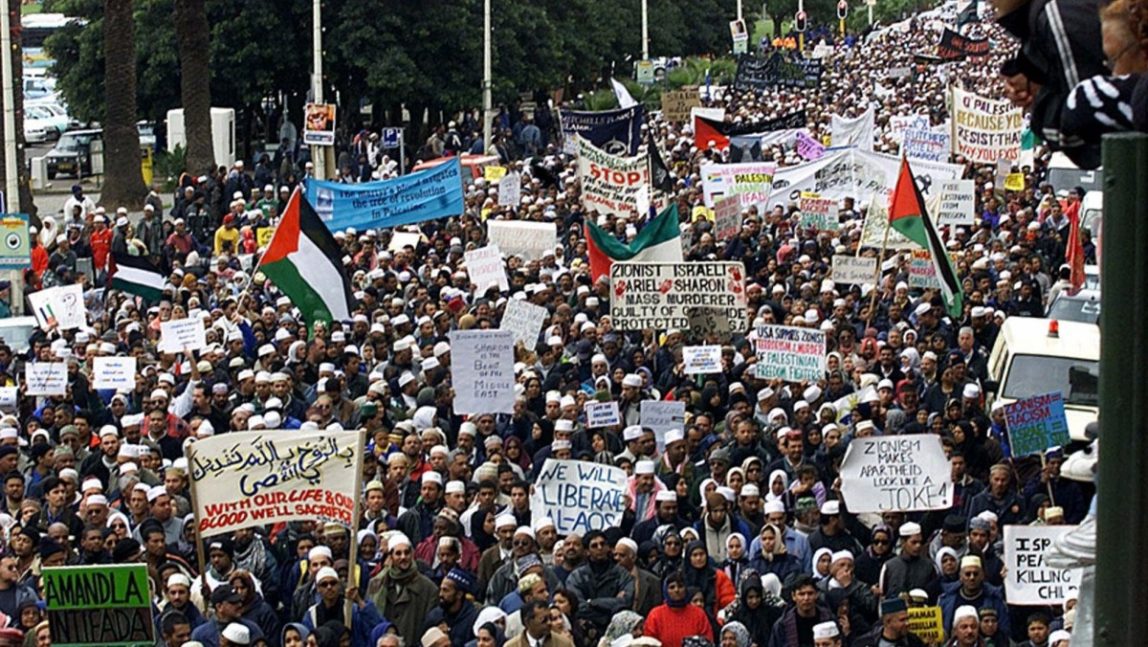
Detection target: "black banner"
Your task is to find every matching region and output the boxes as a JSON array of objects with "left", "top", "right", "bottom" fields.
[
  {"left": 734, "top": 53, "right": 824, "bottom": 91},
  {"left": 560, "top": 105, "right": 644, "bottom": 156},
  {"left": 936, "top": 28, "right": 989, "bottom": 60}
]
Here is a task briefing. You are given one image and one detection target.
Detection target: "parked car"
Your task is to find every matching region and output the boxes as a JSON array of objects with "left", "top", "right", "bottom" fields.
[
  {"left": 46, "top": 128, "right": 101, "bottom": 178},
  {"left": 1046, "top": 289, "right": 1101, "bottom": 324},
  {"left": 25, "top": 104, "right": 67, "bottom": 138}
]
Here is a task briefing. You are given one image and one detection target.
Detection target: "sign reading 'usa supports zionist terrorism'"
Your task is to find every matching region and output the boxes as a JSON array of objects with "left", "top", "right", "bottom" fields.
[
  {"left": 530, "top": 459, "right": 627, "bottom": 535},
  {"left": 609, "top": 262, "right": 748, "bottom": 332},
  {"left": 188, "top": 430, "right": 364, "bottom": 537},
  {"left": 752, "top": 325, "right": 826, "bottom": 382}
]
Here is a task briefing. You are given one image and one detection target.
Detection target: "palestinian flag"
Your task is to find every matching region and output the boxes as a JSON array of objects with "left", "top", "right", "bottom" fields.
[
  {"left": 585, "top": 203, "right": 683, "bottom": 282},
  {"left": 109, "top": 252, "right": 165, "bottom": 301},
  {"left": 694, "top": 115, "right": 733, "bottom": 151},
  {"left": 889, "top": 157, "right": 963, "bottom": 318},
  {"left": 257, "top": 187, "right": 355, "bottom": 324}
]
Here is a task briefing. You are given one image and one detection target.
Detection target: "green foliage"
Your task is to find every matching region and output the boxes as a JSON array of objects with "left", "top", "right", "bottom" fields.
[{"left": 152, "top": 143, "right": 186, "bottom": 191}]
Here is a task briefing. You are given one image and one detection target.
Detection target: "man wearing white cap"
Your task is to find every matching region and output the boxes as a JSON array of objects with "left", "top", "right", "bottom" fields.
[
  {"left": 627, "top": 459, "right": 666, "bottom": 523},
  {"left": 303, "top": 566, "right": 385, "bottom": 645},
  {"left": 813, "top": 621, "right": 842, "bottom": 647},
  {"left": 879, "top": 522, "right": 938, "bottom": 600},
  {"left": 367, "top": 533, "right": 438, "bottom": 642},
  {"left": 397, "top": 471, "right": 443, "bottom": 542},
  {"left": 948, "top": 605, "right": 982, "bottom": 646},
  {"left": 632, "top": 488, "right": 685, "bottom": 545}
]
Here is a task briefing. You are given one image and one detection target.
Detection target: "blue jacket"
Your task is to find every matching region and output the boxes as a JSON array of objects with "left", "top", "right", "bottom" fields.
[
  {"left": 303, "top": 598, "right": 385, "bottom": 647},
  {"left": 938, "top": 580, "right": 1009, "bottom": 636}
]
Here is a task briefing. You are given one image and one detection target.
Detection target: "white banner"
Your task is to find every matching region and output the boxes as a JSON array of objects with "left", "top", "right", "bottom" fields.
[
  {"left": 609, "top": 262, "right": 748, "bottom": 332},
  {"left": 28, "top": 284, "right": 85, "bottom": 332},
  {"left": 683, "top": 345, "right": 722, "bottom": 375},
  {"left": 158, "top": 318, "right": 207, "bottom": 354},
  {"left": 464, "top": 244, "right": 509, "bottom": 292},
  {"left": 576, "top": 135, "right": 650, "bottom": 215},
  {"left": 769, "top": 148, "right": 962, "bottom": 208},
  {"left": 752, "top": 325, "right": 826, "bottom": 383},
  {"left": 832, "top": 255, "right": 877, "bottom": 285},
  {"left": 387, "top": 231, "right": 421, "bottom": 252},
  {"left": 1003, "top": 525, "right": 1082, "bottom": 605},
  {"left": 92, "top": 357, "right": 137, "bottom": 391},
  {"left": 25, "top": 362, "right": 67, "bottom": 396},
  {"left": 500, "top": 298, "right": 548, "bottom": 347},
  {"left": 497, "top": 173, "right": 521, "bottom": 207},
  {"left": 188, "top": 429, "right": 364, "bottom": 537},
  {"left": 935, "top": 180, "right": 976, "bottom": 227},
  {"left": 901, "top": 127, "right": 953, "bottom": 162},
  {"left": 701, "top": 162, "right": 776, "bottom": 209},
  {"left": 486, "top": 221, "right": 557, "bottom": 261},
  {"left": 839, "top": 435, "right": 952, "bottom": 512},
  {"left": 585, "top": 401, "right": 622, "bottom": 428},
  {"left": 449, "top": 330, "right": 516, "bottom": 414},
  {"left": 860, "top": 191, "right": 921, "bottom": 250},
  {"left": 831, "top": 107, "right": 874, "bottom": 151},
  {"left": 951, "top": 86, "right": 1023, "bottom": 163},
  {"left": 888, "top": 114, "right": 930, "bottom": 144},
  {"left": 530, "top": 459, "right": 627, "bottom": 535}
]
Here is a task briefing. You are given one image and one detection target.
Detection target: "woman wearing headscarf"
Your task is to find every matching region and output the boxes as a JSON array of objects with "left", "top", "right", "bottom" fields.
[
  {"left": 747, "top": 523, "right": 800, "bottom": 583},
  {"left": 473, "top": 621, "right": 507, "bottom": 647},
  {"left": 597, "top": 610, "right": 644, "bottom": 647},
  {"left": 764, "top": 470, "right": 794, "bottom": 511},
  {"left": 682, "top": 541, "right": 736, "bottom": 617},
  {"left": 812, "top": 547, "right": 834, "bottom": 581},
  {"left": 727, "top": 573, "right": 783, "bottom": 647},
  {"left": 469, "top": 506, "right": 498, "bottom": 553},
  {"left": 651, "top": 527, "right": 684, "bottom": 578},
  {"left": 644, "top": 571, "right": 714, "bottom": 647},
  {"left": 281, "top": 622, "right": 311, "bottom": 647},
  {"left": 721, "top": 533, "right": 751, "bottom": 588},
  {"left": 504, "top": 436, "right": 532, "bottom": 473},
  {"left": 718, "top": 621, "right": 751, "bottom": 647},
  {"left": 229, "top": 569, "right": 280, "bottom": 645},
  {"left": 854, "top": 524, "right": 894, "bottom": 586}
]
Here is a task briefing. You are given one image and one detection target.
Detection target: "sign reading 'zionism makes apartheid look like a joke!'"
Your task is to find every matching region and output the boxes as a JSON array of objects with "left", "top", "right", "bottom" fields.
[
  {"left": 839, "top": 434, "right": 953, "bottom": 512},
  {"left": 609, "top": 262, "right": 748, "bottom": 331},
  {"left": 530, "top": 459, "right": 627, "bottom": 535},
  {"left": 43, "top": 564, "right": 154, "bottom": 647},
  {"left": 752, "top": 325, "right": 827, "bottom": 382}
]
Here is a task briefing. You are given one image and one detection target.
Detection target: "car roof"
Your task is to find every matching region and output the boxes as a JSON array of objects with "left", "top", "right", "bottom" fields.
[
  {"left": 998, "top": 316, "right": 1099, "bottom": 361},
  {"left": 1053, "top": 289, "right": 1100, "bottom": 302}
]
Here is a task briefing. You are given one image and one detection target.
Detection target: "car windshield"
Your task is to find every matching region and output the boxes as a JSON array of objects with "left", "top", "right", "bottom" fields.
[
  {"left": 55, "top": 135, "right": 86, "bottom": 151},
  {"left": 1003, "top": 354, "right": 1099, "bottom": 406},
  {"left": 1046, "top": 167, "right": 1103, "bottom": 194},
  {"left": 1048, "top": 297, "right": 1100, "bottom": 323}
]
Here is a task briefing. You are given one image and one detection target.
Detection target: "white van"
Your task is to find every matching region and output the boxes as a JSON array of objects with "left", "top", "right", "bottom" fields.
[{"left": 986, "top": 317, "right": 1098, "bottom": 441}]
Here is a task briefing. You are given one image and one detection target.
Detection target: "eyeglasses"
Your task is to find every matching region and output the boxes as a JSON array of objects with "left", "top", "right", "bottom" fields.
[
  {"left": 872, "top": 539, "right": 890, "bottom": 545},
  {"left": 318, "top": 580, "right": 339, "bottom": 588},
  {"left": 512, "top": 539, "right": 533, "bottom": 547}
]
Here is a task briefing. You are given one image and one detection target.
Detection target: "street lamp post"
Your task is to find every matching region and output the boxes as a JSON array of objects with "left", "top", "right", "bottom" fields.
[
  {"left": 311, "top": 0, "right": 327, "bottom": 179},
  {"left": 483, "top": 0, "right": 492, "bottom": 154}
]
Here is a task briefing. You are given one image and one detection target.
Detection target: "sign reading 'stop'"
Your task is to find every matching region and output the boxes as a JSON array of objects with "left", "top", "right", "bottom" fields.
[{"left": 609, "top": 262, "right": 748, "bottom": 332}]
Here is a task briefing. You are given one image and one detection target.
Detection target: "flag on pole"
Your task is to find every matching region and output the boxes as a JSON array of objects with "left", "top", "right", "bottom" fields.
[
  {"left": 610, "top": 78, "right": 638, "bottom": 109},
  {"left": 585, "top": 203, "right": 683, "bottom": 282},
  {"left": 889, "top": 157, "right": 964, "bottom": 318},
  {"left": 109, "top": 252, "right": 165, "bottom": 302},
  {"left": 1065, "top": 206, "right": 1086, "bottom": 294},
  {"left": 649, "top": 131, "right": 675, "bottom": 193},
  {"left": 257, "top": 187, "right": 355, "bottom": 325}
]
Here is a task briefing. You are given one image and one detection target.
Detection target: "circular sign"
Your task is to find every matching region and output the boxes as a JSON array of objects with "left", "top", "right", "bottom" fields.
[{"left": 4, "top": 232, "right": 20, "bottom": 250}]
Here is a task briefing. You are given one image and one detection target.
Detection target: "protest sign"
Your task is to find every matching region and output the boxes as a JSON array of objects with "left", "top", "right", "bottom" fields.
[
  {"left": 832, "top": 255, "right": 877, "bottom": 285},
  {"left": 641, "top": 400, "right": 686, "bottom": 450},
  {"left": 798, "top": 195, "right": 839, "bottom": 230},
  {"left": 0, "top": 213, "right": 29, "bottom": 268},
  {"left": 860, "top": 192, "right": 919, "bottom": 250},
  {"left": 888, "top": 114, "right": 930, "bottom": 144},
  {"left": 497, "top": 172, "right": 521, "bottom": 207},
  {"left": 484, "top": 165, "right": 508, "bottom": 182},
  {"left": 951, "top": 87, "right": 1023, "bottom": 163},
  {"left": 43, "top": 564, "right": 153, "bottom": 647},
  {"left": 486, "top": 221, "right": 557, "bottom": 261},
  {"left": 530, "top": 459, "right": 627, "bottom": 535},
  {"left": 577, "top": 136, "right": 650, "bottom": 215},
  {"left": 909, "top": 250, "right": 941, "bottom": 288},
  {"left": 500, "top": 298, "right": 548, "bottom": 346},
  {"left": 935, "top": 180, "right": 976, "bottom": 227},
  {"left": 688, "top": 307, "right": 733, "bottom": 342},
  {"left": 304, "top": 157, "right": 464, "bottom": 232},
  {"left": 770, "top": 149, "right": 962, "bottom": 209},
  {"left": 609, "top": 262, "right": 748, "bottom": 332},
  {"left": 303, "top": 103, "right": 336, "bottom": 145},
  {"left": 683, "top": 345, "right": 723, "bottom": 375},
  {"left": 464, "top": 245, "right": 510, "bottom": 292},
  {"left": 795, "top": 131, "right": 825, "bottom": 160},
  {"left": 92, "top": 357, "right": 137, "bottom": 391},
  {"left": 831, "top": 107, "right": 875, "bottom": 151},
  {"left": 752, "top": 325, "right": 826, "bottom": 382},
  {"left": 734, "top": 53, "right": 823, "bottom": 90},
  {"left": 661, "top": 89, "right": 701, "bottom": 123},
  {"left": 839, "top": 434, "right": 953, "bottom": 512},
  {"left": 25, "top": 362, "right": 67, "bottom": 396},
  {"left": 1005, "top": 392, "right": 1071, "bottom": 456},
  {"left": 158, "top": 318, "right": 207, "bottom": 354},
  {"left": 901, "top": 127, "right": 952, "bottom": 162},
  {"left": 585, "top": 401, "right": 622, "bottom": 428},
  {"left": 0, "top": 386, "right": 15, "bottom": 410},
  {"left": 1004, "top": 525, "right": 1082, "bottom": 604},
  {"left": 187, "top": 429, "right": 364, "bottom": 537},
  {"left": 256, "top": 227, "right": 275, "bottom": 248},
  {"left": 387, "top": 231, "right": 422, "bottom": 252},
  {"left": 936, "top": 28, "right": 989, "bottom": 59},
  {"left": 700, "top": 162, "right": 776, "bottom": 209},
  {"left": 713, "top": 196, "right": 742, "bottom": 241},
  {"left": 28, "top": 284, "right": 85, "bottom": 331},
  {"left": 908, "top": 606, "right": 945, "bottom": 643},
  {"left": 1004, "top": 172, "right": 1025, "bottom": 192},
  {"left": 449, "top": 330, "right": 516, "bottom": 414},
  {"left": 560, "top": 105, "right": 644, "bottom": 156}
]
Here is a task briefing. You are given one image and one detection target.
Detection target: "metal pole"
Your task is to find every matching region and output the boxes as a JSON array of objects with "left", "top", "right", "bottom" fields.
[
  {"left": 641, "top": 0, "right": 649, "bottom": 61},
  {"left": 798, "top": 0, "right": 805, "bottom": 52},
  {"left": 737, "top": 0, "right": 743, "bottom": 20},
  {"left": 311, "top": 0, "right": 326, "bottom": 180},
  {"left": 483, "top": 0, "right": 492, "bottom": 154},
  {"left": 0, "top": 0, "right": 18, "bottom": 212},
  {"left": 398, "top": 131, "right": 405, "bottom": 176},
  {"left": 868, "top": 1, "right": 874, "bottom": 25},
  {"left": 1095, "top": 132, "right": 1148, "bottom": 646}
]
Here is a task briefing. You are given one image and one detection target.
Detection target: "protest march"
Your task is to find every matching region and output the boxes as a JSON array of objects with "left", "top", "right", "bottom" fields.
[{"left": 0, "top": 0, "right": 1137, "bottom": 643}]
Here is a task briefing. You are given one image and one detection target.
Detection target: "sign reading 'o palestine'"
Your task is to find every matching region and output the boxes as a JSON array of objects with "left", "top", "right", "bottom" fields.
[
  {"left": 839, "top": 434, "right": 952, "bottom": 512},
  {"left": 610, "top": 262, "right": 748, "bottom": 332},
  {"left": 752, "top": 325, "right": 826, "bottom": 382}
]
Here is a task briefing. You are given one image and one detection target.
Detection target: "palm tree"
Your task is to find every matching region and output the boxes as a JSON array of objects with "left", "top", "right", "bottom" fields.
[
  {"left": 174, "top": 0, "right": 214, "bottom": 175},
  {"left": 101, "top": 0, "right": 146, "bottom": 209}
]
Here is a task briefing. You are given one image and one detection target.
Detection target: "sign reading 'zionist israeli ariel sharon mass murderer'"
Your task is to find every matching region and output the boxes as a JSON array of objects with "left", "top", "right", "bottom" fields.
[
  {"left": 752, "top": 324, "right": 826, "bottom": 382},
  {"left": 43, "top": 564, "right": 154, "bottom": 647},
  {"left": 530, "top": 459, "right": 627, "bottom": 535},
  {"left": 839, "top": 434, "right": 952, "bottom": 512},
  {"left": 609, "top": 262, "right": 748, "bottom": 332}
]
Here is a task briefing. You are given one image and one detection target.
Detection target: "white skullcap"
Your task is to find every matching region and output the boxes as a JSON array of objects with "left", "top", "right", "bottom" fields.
[
  {"left": 899, "top": 522, "right": 923, "bottom": 537},
  {"left": 953, "top": 605, "right": 979, "bottom": 624},
  {"left": 635, "top": 460, "right": 656, "bottom": 475},
  {"left": 813, "top": 621, "right": 840, "bottom": 639},
  {"left": 308, "top": 545, "right": 333, "bottom": 561}
]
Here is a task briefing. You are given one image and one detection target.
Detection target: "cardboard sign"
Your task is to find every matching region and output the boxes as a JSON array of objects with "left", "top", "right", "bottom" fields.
[
  {"left": 907, "top": 606, "right": 945, "bottom": 643},
  {"left": 585, "top": 401, "right": 622, "bottom": 428},
  {"left": 901, "top": 127, "right": 952, "bottom": 162},
  {"left": 951, "top": 87, "right": 1023, "bottom": 163},
  {"left": 1004, "top": 525, "right": 1082, "bottom": 604},
  {"left": 683, "top": 345, "right": 722, "bottom": 375},
  {"left": 713, "top": 196, "right": 742, "bottom": 241},
  {"left": 795, "top": 131, "right": 825, "bottom": 161},
  {"left": 256, "top": 227, "right": 275, "bottom": 248},
  {"left": 832, "top": 255, "right": 877, "bottom": 285},
  {"left": 28, "top": 284, "right": 85, "bottom": 331},
  {"left": 908, "top": 250, "right": 942, "bottom": 289},
  {"left": 497, "top": 172, "right": 521, "bottom": 207},
  {"left": 484, "top": 165, "right": 508, "bottom": 182},
  {"left": 500, "top": 298, "right": 548, "bottom": 347},
  {"left": 700, "top": 162, "right": 776, "bottom": 209},
  {"left": 1005, "top": 392, "right": 1071, "bottom": 457},
  {"left": 661, "top": 90, "right": 701, "bottom": 123},
  {"left": 860, "top": 192, "right": 919, "bottom": 250},
  {"left": 43, "top": 564, "right": 154, "bottom": 647},
  {"left": 641, "top": 400, "right": 686, "bottom": 450},
  {"left": 752, "top": 325, "right": 826, "bottom": 382},
  {"left": 609, "top": 262, "right": 748, "bottom": 332},
  {"left": 303, "top": 103, "right": 337, "bottom": 146},
  {"left": 888, "top": 115, "right": 930, "bottom": 144},
  {"left": 388, "top": 231, "right": 422, "bottom": 252},
  {"left": 0, "top": 213, "right": 30, "bottom": 268},
  {"left": 25, "top": 362, "right": 67, "bottom": 396},
  {"left": 188, "top": 430, "right": 364, "bottom": 537},
  {"left": 464, "top": 244, "right": 510, "bottom": 292},
  {"left": 486, "top": 221, "right": 557, "bottom": 261},
  {"left": 1004, "top": 172, "right": 1025, "bottom": 192},
  {"left": 450, "top": 330, "right": 516, "bottom": 414},
  {"left": 688, "top": 307, "right": 733, "bottom": 342},
  {"left": 530, "top": 459, "right": 627, "bottom": 535},
  {"left": 798, "top": 195, "right": 839, "bottom": 230},
  {"left": 577, "top": 135, "right": 650, "bottom": 214},
  {"left": 839, "top": 434, "right": 953, "bottom": 512},
  {"left": 935, "top": 180, "right": 976, "bottom": 227},
  {"left": 92, "top": 357, "right": 137, "bottom": 391},
  {"left": 0, "top": 386, "right": 16, "bottom": 411},
  {"left": 158, "top": 318, "right": 207, "bottom": 354}
]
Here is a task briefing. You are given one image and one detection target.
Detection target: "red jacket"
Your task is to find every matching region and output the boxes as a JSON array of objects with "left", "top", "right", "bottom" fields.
[{"left": 644, "top": 603, "right": 714, "bottom": 647}]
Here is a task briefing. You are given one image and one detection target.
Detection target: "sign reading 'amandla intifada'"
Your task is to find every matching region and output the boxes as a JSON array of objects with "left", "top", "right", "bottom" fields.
[
  {"left": 44, "top": 564, "right": 153, "bottom": 647},
  {"left": 188, "top": 430, "right": 364, "bottom": 537},
  {"left": 753, "top": 324, "right": 826, "bottom": 382},
  {"left": 609, "top": 262, "right": 748, "bottom": 331}
]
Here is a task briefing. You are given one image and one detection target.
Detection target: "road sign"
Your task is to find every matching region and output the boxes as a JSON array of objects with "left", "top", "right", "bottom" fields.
[
  {"left": 838, "top": 0, "right": 849, "bottom": 18},
  {"left": 795, "top": 10, "right": 808, "bottom": 31},
  {"left": 0, "top": 213, "right": 30, "bottom": 269},
  {"left": 382, "top": 127, "right": 402, "bottom": 149}
]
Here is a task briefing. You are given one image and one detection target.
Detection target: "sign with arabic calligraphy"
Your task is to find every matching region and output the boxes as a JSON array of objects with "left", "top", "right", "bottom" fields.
[{"left": 187, "top": 430, "right": 365, "bottom": 538}]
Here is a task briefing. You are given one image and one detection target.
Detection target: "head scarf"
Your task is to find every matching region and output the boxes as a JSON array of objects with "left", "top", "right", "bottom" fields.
[
  {"left": 721, "top": 621, "right": 752, "bottom": 647},
  {"left": 601, "top": 610, "right": 643, "bottom": 644}
]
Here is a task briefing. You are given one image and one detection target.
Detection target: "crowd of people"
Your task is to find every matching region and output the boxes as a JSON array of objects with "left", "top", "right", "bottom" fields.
[{"left": 4, "top": 0, "right": 1132, "bottom": 646}]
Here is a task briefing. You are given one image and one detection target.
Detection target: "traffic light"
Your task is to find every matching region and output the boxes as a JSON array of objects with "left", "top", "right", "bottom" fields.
[
  {"left": 795, "top": 10, "right": 807, "bottom": 32},
  {"left": 837, "top": 0, "right": 848, "bottom": 19}
]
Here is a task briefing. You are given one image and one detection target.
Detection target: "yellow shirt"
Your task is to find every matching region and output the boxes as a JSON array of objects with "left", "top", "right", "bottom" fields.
[{"left": 214, "top": 226, "right": 240, "bottom": 256}]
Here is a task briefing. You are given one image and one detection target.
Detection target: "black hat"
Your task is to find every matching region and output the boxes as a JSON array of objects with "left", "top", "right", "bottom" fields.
[
  {"left": 210, "top": 584, "right": 242, "bottom": 605},
  {"left": 207, "top": 536, "right": 234, "bottom": 557},
  {"left": 111, "top": 538, "right": 141, "bottom": 562},
  {"left": 38, "top": 539, "right": 64, "bottom": 560},
  {"left": 943, "top": 514, "right": 967, "bottom": 534}
]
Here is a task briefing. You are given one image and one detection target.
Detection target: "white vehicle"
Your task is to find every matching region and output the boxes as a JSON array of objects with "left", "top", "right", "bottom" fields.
[
  {"left": 23, "top": 116, "right": 51, "bottom": 143},
  {"left": 25, "top": 104, "right": 68, "bottom": 137},
  {"left": 986, "top": 317, "right": 1098, "bottom": 442},
  {"left": 1046, "top": 152, "right": 1103, "bottom": 195}
]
